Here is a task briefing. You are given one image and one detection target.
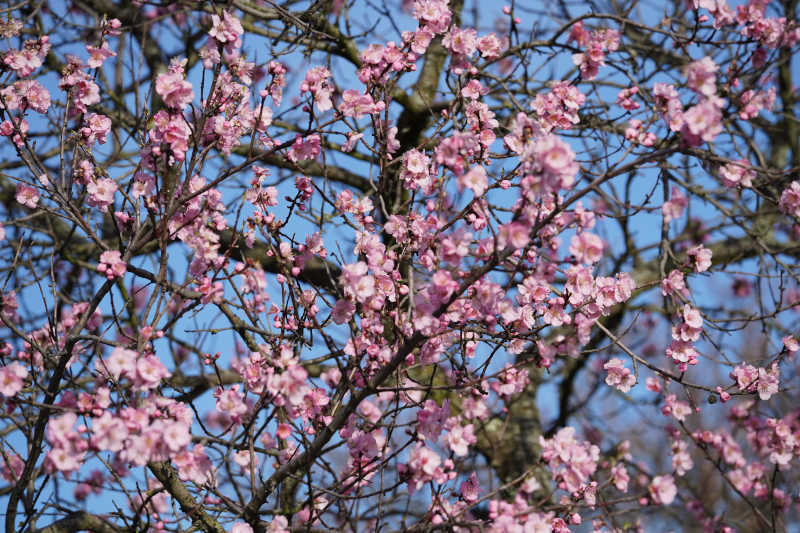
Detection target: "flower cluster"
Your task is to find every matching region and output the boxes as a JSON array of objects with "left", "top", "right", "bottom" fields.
[
  {"left": 539, "top": 427, "right": 600, "bottom": 494},
  {"left": 520, "top": 134, "right": 579, "bottom": 197},
  {"left": 603, "top": 358, "right": 636, "bottom": 392},
  {"left": 58, "top": 56, "right": 100, "bottom": 116},
  {"left": 624, "top": 119, "right": 656, "bottom": 146},
  {"left": 3, "top": 35, "right": 50, "bottom": 77},
  {"left": 95, "top": 346, "right": 170, "bottom": 390},
  {"left": 155, "top": 60, "right": 194, "bottom": 110},
  {"left": 719, "top": 159, "right": 756, "bottom": 188},
  {"left": 531, "top": 81, "right": 586, "bottom": 131},
  {"left": 359, "top": 42, "right": 417, "bottom": 84},
  {"left": 732, "top": 362, "right": 780, "bottom": 400},
  {"left": 568, "top": 21, "right": 620, "bottom": 79},
  {"left": 301, "top": 67, "right": 334, "bottom": 111},
  {"left": 97, "top": 250, "right": 126, "bottom": 280}
]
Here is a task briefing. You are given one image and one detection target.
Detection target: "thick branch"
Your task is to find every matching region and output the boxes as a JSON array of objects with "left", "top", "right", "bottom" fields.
[
  {"left": 148, "top": 462, "right": 226, "bottom": 533},
  {"left": 32, "top": 512, "right": 124, "bottom": 533}
]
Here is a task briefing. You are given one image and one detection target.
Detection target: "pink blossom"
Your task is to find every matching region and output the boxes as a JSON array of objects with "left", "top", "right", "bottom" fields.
[
  {"left": 624, "top": 119, "right": 656, "bottom": 145},
  {"left": 569, "top": 232, "right": 604, "bottom": 264},
  {"left": 174, "top": 444, "right": 216, "bottom": 486},
  {"left": 3, "top": 36, "right": 49, "bottom": 77},
  {"left": 739, "top": 85, "right": 776, "bottom": 119},
  {"left": 149, "top": 110, "right": 191, "bottom": 161},
  {"left": 617, "top": 86, "right": 640, "bottom": 110},
  {"left": 46, "top": 446, "right": 85, "bottom": 474},
  {"left": 603, "top": 358, "right": 636, "bottom": 392},
  {"left": 81, "top": 113, "right": 112, "bottom": 145},
  {"left": 720, "top": 159, "right": 755, "bottom": 187},
  {"left": 0, "top": 452, "right": 24, "bottom": 483},
  {"left": 59, "top": 58, "right": 101, "bottom": 115},
  {"left": 339, "top": 89, "right": 384, "bottom": 118},
  {"left": 197, "top": 277, "right": 224, "bottom": 304},
  {"left": 287, "top": 134, "right": 321, "bottom": 162},
  {"left": 649, "top": 475, "right": 677, "bottom": 505},
  {"left": 135, "top": 354, "right": 171, "bottom": 390},
  {"left": 661, "top": 269, "right": 687, "bottom": 297},
  {"left": 685, "top": 56, "right": 718, "bottom": 96},
  {"left": 499, "top": 221, "right": 530, "bottom": 250},
  {"left": 416, "top": 400, "right": 448, "bottom": 440},
  {"left": 103, "top": 18, "right": 122, "bottom": 36},
  {"left": 405, "top": 443, "right": 446, "bottom": 492},
  {"left": 687, "top": 245, "right": 712, "bottom": 272},
  {"left": 539, "top": 426, "right": 599, "bottom": 493},
  {"left": 779, "top": 181, "right": 800, "bottom": 218},
  {"left": 662, "top": 186, "right": 688, "bottom": 222},
  {"left": 662, "top": 394, "right": 692, "bottom": 422},
  {"left": 46, "top": 412, "right": 78, "bottom": 447},
  {"left": 98, "top": 347, "right": 137, "bottom": 380},
  {"left": 459, "top": 472, "right": 481, "bottom": 502},
  {"left": 342, "top": 132, "right": 363, "bottom": 152},
  {"left": 301, "top": 67, "right": 333, "bottom": 112},
  {"left": 330, "top": 298, "right": 355, "bottom": 324},
  {"left": 611, "top": 463, "right": 629, "bottom": 491},
  {"left": 87, "top": 178, "right": 118, "bottom": 209},
  {"left": 231, "top": 522, "right": 253, "bottom": 533},
  {"left": 666, "top": 340, "right": 698, "bottom": 369},
  {"left": 266, "top": 516, "right": 289, "bottom": 533},
  {"left": 412, "top": 0, "right": 452, "bottom": 34},
  {"left": 443, "top": 26, "right": 477, "bottom": 56},
  {"left": 782, "top": 335, "right": 798, "bottom": 353},
  {"left": 15, "top": 183, "right": 39, "bottom": 208},
  {"left": 215, "top": 385, "right": 248, "bottom": 423},
  {"left": 682, "top": 98, "right": 723, "bottom": 146},
  {"left": 570, "top": 27, "right": 619, "bottom": 79},
  {"left": 403, "top": 28, "right": 434, "bottom": 55},
  {"left": 646, "top": 377, "right": 662, "bottom": 392},
  {"left": 268, "top": 363, "right": 310, "bottom": 408},
  {"left": 209, "top": 11, "right": 244, "bottom": 45},
  {"left": 680, "top": 304, "right": 703, "bottom": 329},
  {"left": 491, "top": 364, "right": 530, "bottom": 400},
  {"left": 198, "top": 38, "right": 221, "bottom": 68},
  {"left": 160, "top": 420, "right": 192, "bottom": 452},
  {"left": 404, "top": 148, "right": 429, "bottom": 174},
  {"left": 0, "top": 117, "right": 28, "bottom": 146},
  {"left": 400, "top": 149, "right": 435, "bottom": 192},
  {"left": 476, "top": 33, "right": 505, "bottom": 58},
  {"left": 756, "top": 364, "right": 780, "bottom": 400},
  {"left": 446, "top": 422, "right": 476, "bottom": 456},
  {"left": 358, "top": 41, "right": 414, "bottom": 83},
  {"left": 91, "top": 411, "right": 129, "bottom": 452},
  {"left": 267, "top": 61, "right": 287, "bottom": 104},
  {"left": 671, "top": 439, "right": 694, "bottom": 476},
  {"left": 532, "top": 81, "right": 586, "bottom": 131},
  {"left": 0, "top": 362, "right": 27, "bottom": 397},
  {"left": 521, "top": 134, "right": 578, "bottom": 196},
  {"left": 97, "top": 250, "right": 126, "bottom": 280},
  {"left": 85, "top": 41, "right": 116, "bottom": 68},
  {"left": 155, "top": 68, "right": 194, "bottom": 110},
  {"left": 461, "top": 79, "right": 486, "bottom": 99},
  {"left": 0, "top": 80, "right": 51, "bottom": 113}
]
